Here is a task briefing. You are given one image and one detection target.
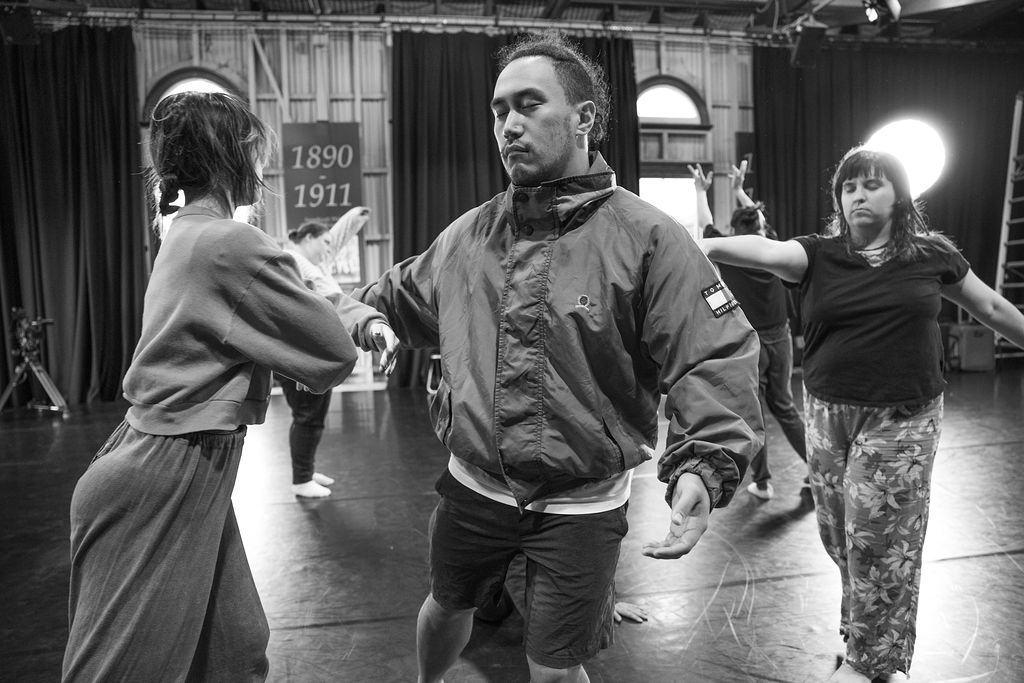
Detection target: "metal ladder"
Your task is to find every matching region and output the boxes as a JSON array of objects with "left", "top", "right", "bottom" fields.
[{"left": 994, "top": 91, "right": 1024, "bottom": 359}]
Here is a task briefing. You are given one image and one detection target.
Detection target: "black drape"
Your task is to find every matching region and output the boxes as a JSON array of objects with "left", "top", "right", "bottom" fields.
[
  {"left": 389, "top": 31, "right": 639, "bottom": 385},
  {"left": 753, "top": 42, "right": 1024, "bottom": 288},
  {"left": 390, "top": 32, "right": 509, "bottom": 386},
  {"left": 0, "top": 26, "right": 146, "bottom": 407},
  {"left": 579, "top": 35, "right": 640, "bottom": 195},
  {"left": 391, "top": 32, "right": 509, "bottom": 262}
]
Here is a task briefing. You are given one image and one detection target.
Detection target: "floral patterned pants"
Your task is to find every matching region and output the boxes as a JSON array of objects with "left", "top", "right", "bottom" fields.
[{"left": 805, "top": 392, "right": 943, "bottom": 678}]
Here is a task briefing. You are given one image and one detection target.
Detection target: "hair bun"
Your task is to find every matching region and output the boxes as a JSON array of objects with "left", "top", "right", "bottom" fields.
[
  {"left": 158, "top": 186, "right": 180, "bottom": 216},
  {"left": 157, "top": 175, "right": 181, "bottom": 215}
]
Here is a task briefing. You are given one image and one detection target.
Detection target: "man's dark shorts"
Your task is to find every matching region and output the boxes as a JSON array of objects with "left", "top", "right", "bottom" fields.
[{"left": 429, "top": 470, "right": 628, "bottom": 669}]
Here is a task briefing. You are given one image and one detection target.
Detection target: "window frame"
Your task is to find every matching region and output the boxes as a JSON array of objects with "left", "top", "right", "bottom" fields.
[
  {"left": 141, "top": 68, "right": 243, "bottom": 127},
  {"left": 637, "top": 75, "right": 712, "bottom": 131}
]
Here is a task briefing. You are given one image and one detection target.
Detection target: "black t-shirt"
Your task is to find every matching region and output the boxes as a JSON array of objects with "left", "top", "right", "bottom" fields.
[
  {"left": 791, "top": 234, "right": 969, "bottom": 406},
  {"left": 718, "top": 264, "right": 789, "bottom": 331}
]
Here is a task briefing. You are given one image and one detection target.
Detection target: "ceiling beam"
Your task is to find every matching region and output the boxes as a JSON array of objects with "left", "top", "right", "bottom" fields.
[
  {"left": 563, "top": 0, "right": 763, "bottom": 10},
  {"left": 542, "top": 0, "right": 572, "bottom": 20},
  {"left": 900, "top": 0, "right": 1013, "bottom": 15},
  {"left": 923, "top": 0, "right": 1023, "bottom": 34}
]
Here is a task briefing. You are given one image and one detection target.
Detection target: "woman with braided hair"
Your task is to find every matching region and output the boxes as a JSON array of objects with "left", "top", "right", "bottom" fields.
[{"left": 62, "top": 91, "right": 398, "bottom": 682}]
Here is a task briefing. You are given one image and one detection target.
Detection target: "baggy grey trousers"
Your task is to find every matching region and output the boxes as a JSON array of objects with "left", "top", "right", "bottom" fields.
[{"left": 62, "top": 421, "right": 270, "bottom": 682}]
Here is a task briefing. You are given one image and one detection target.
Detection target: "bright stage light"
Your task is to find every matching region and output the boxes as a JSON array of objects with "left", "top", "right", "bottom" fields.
[{"left": 864, "top": 119, "right": 945, "bottom": 198}]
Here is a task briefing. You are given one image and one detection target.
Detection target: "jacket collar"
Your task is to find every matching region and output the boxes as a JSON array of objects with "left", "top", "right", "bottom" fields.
[{"left": 502, "top": 152, "right": 617, "bottom": 236}]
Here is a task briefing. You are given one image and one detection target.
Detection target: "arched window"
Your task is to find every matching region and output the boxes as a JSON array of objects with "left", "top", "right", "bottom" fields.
[
  {"left": 636, "top": 77, "right": 711, "bottom": 240},
  {"left": 637, "top": 83, "right": 704, "bottom": 124},
  {"left": 142, "top": 70, "right": 252, "bottom": 229},
  {"left": 143, "top": 69, "right": 240, "bottom": 124}
]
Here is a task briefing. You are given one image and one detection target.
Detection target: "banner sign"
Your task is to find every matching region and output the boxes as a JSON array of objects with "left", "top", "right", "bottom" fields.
[
  {"left": 281, "top": 122, "right": 365, "bottom": 286},
  {"left": 281, "top": 122, "right": 363, "bottom": 229}
]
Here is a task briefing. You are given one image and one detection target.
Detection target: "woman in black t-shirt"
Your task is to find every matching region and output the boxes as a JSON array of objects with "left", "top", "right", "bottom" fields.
[{"left": 702, "top": 147, "right": 1024, "bottom": 682}]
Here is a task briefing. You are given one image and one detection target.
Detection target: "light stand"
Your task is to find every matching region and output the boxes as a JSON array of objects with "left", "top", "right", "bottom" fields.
[{"left": 0, "top": 308, "right": 69, "bottom": 417}]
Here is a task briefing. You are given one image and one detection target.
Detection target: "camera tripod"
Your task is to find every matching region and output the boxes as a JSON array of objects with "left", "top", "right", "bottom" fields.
[{"left": 0, "top": 354, "right": 69, "bottom": 417}]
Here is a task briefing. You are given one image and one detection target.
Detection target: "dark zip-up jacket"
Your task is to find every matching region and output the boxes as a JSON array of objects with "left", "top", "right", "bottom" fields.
[{"left": 356, "top": 155, "right": 762, "bottom": 509}]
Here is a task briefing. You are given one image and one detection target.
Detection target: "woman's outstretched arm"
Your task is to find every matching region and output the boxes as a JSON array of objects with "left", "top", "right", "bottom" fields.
[
  {"left": 943, "top": 270, "right": 1024, "bottom": 349},
  {"left": 702, "top": 235, "right": 809, "bottom": 283}
]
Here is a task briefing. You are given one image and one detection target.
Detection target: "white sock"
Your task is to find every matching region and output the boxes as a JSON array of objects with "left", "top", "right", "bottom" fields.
[
  {"left": 291, "top": 480, "right": 331, "bottom": 498},
  {"left": 312, "top": 472, "right": 335, "bottom": 486}
]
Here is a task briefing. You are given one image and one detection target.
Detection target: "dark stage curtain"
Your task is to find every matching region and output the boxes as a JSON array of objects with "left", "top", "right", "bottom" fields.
[
  {"left": 391, "top": 31, "right": 509, "bottom": 263},
  {"left": 389, "top": 31, "right": 639, "bottom": 386},
  {"left": 389, "top": 32, "right": 508, "bottom": 387},
  {"left": 579, "top": 35, "right": 640, "bottom": 195},
  {"left": 0, "top": 26, "right": 146, "bottom": 408},
  {"left": 753, "top": 42, "right": 1024, "bottom": 290}
]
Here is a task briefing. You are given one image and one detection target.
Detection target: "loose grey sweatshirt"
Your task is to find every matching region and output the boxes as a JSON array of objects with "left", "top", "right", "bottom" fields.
[{"left": 123, "top": 206, "right": 384, "bottom": 435}]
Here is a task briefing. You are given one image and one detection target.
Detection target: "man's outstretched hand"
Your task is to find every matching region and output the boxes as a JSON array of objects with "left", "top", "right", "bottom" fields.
[{"left": 641, "top": 472, "right": 711, "bottom": 560}]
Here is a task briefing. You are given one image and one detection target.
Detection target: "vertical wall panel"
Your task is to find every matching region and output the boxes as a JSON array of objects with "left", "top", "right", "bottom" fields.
[
  {"left": 708, "top": 44, "right": 732, "bottom": 103},
  {"left": 287, "top": 32, "right": 315, "bottom": 96},
  {"left": 661, "top": 42, "right": 705, "bottom": 92},
  {"left": 362, "top": 174, "right": 390, "bottom": 281},
  {"left": 327, "top": 31, "right": 355, "bottom": 96},
  {"left": 632, "top": 37, "right": 660, "bottom": 82},
  {"left": 141, "top": 26, "right": 196, "bottom": 78},
  {"left": 196, "top": 26, "right": 250, "bottom": 83},
  {"left": 328, "top": 100, "right": 358, "bottom": 123},
  {"left": 252, "top": 29, "right": 282, "bottom": 95},
  {"left": 736, "top": 50, "right": 753, "bottom": 106},
  {"left": 359, "top": 100, "right": 387, "bottom": 169},
  {"left": 288, "top": 100, "right": 317, "bottom": 123},
  {"left": 357, "top": 32, "right": 388, "bottom": 97},
  {"left": 711, "top": 107, "right": 732, "bottom": 162}
]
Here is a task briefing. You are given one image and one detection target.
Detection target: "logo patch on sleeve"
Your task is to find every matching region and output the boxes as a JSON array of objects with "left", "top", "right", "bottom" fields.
[{"left": 702, "top": 281, "right": 739, "bottom": 318}]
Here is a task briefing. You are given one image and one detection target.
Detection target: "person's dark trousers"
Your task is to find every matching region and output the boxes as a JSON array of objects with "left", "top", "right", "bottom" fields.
[
  {"left": 278, "top": 377, "right": 334, "bottom": 485},
  {"left": 750, "top": 321, "right": 808, "bottom": 483}
]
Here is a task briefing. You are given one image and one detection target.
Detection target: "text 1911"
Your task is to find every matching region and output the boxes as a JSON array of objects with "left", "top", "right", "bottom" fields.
[{"left": 293, "top": 183, "right": 351, "bottom": 208}]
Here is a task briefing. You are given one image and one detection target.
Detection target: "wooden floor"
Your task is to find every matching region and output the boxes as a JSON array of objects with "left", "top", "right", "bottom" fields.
[{"left": 2, "top": 364, "right": 1023, "bottom": 682}]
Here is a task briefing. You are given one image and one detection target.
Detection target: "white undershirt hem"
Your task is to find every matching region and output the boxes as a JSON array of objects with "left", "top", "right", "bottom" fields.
[{"left": 447, "top": 454, "right": 632, "bottom": 515}]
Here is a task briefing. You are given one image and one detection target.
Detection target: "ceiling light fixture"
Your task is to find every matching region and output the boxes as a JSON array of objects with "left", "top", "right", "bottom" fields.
[{"left": 862, "top": 0, "right": 901, "bottom": 24}]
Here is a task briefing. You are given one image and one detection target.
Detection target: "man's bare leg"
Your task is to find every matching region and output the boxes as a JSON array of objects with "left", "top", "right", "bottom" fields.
[
  {"left": 416, "top": 593, "right": 476, "bottom": 683},
  {"left": 526, "top": 655, "right": 591, "bottom": 683}
]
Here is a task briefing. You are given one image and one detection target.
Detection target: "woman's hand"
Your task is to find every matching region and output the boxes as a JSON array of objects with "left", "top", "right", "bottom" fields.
[
  {"left": 688, "top": 164, "right": 713, "bottom": 192},
  {"left": 729, "top": 159, "right": 748, "bottom": 193}
]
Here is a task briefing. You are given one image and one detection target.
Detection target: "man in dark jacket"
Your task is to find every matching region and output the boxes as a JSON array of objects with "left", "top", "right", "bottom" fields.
[{"left": 356, "top": 32, "right": 763, "bottom": 683}]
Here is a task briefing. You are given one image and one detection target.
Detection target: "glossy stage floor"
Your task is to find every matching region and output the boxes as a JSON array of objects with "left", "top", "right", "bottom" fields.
[{"left": 2, "top": 365, "right": 1023, "bottom": 683}]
